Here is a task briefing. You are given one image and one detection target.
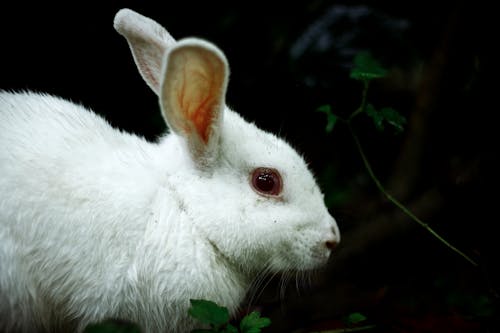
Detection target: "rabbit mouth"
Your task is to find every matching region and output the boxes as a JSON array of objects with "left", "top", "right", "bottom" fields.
[{"left": 277, "top": 241, "right": 332, "bottom": 271}]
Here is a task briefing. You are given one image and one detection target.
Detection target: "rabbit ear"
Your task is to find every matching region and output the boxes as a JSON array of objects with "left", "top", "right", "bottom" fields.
[
  {"left": 114, "top": 8, "right": 176, "bottom": 95},
  {"left": 160, "top": 39, "right": 229, "bottom": 169}
]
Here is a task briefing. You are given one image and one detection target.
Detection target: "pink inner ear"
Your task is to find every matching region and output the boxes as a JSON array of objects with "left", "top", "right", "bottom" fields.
[
  {"left": 164, "top": 44, "right": 227, "bottom": 149},
  {"left": 176, "top": 60, "right": 221, "bottom": 144},
  {"left": 191, "top": 95, "right": 214, "bottom": 144}
]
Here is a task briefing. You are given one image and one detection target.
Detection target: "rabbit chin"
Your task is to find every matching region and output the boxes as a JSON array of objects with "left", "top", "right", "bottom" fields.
[
  {"left": 270, "top": 244, "right": 331, "bottom": 272},
  {"left": 209, "top": 237, "right": 331, "bottom": 277}
]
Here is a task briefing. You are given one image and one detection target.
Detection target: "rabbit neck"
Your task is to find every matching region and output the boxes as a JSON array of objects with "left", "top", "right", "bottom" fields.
[
  {"left": 171, "top": 211, "right": 251, "bottom": 313},
  {"left": 115, "top": 188, "right": 249, "bottom": 330}
]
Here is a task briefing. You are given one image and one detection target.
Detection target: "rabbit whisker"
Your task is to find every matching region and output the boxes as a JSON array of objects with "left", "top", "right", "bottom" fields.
[
  {"left": 279, "top": 269, "right": 292, "bottom": 301},
  {"left": 246, "top": 258, "right": 274, "bottom": 310}
]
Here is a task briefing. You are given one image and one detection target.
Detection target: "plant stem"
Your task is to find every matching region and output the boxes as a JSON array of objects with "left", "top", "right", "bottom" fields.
[
  {"left": 348, "top": 124, "right": 478, "bottom": 267},
  {"left": 349, "top": 80, "right": 370, "bottom": 120}
]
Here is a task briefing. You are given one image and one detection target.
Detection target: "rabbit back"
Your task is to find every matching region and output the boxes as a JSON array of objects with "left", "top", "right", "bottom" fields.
[
  {"left": 0, "top": 92, "right": 166, "bottom": 225},
  {"left": 0, "top": 91, "right": 170, "bottom": 330}
]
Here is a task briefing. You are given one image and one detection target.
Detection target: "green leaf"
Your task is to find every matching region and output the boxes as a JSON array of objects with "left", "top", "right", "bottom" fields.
[
  {"left": 350, "top": 52, "right": 388, "bottom": 81},
  {"left": 188, "top": 299, "right": 230, "bottom": 327},
  {"left": 191, "top": 330, "right": 214, "bottom": 333},
  {"left": 316, "top": 104, "right": 338, "bottom": 133},
  {"left": 365, "top": 104, "right": 384, "bottom": 131},
  {"left": 380, "top": 107, "right": 406, "bottom": 133},
  {"left": 223, "top": 324, "right": 239, "bottom": 333},
  {"left": 346, "top": 312, "right": 367, "bottom": 325},
  {"left": 365, "top": 105, "right": 406, "bottom": 133},
  {"left": 317, "top": 104, "right": 331, "bottom": 114},
  {"left": 240, "top": 311, "right": 272, "bottom": 333}
]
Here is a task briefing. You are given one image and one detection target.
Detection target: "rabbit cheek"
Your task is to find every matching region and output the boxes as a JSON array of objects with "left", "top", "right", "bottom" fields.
[{"left": 311, "top": 239, "right": 334, "bottom": 266}]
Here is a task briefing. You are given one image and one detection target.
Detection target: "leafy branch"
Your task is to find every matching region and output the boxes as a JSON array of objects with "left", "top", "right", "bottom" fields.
[{"left": 317, "top": 52, "right": 478, "bottom": 267}]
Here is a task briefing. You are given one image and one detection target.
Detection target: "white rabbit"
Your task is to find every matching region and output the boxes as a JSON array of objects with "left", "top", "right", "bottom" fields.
[{"left": 0, "top": 8, "right": 340, "bottom": 333}]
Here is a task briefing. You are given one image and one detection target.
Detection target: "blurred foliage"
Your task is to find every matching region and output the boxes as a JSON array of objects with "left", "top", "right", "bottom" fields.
[
  {"left": 84, "top": 320, "right": 140, "bottom": 333},
  {"left": 317, "top": 104, "right": 338, "bottom": 133},
  {"left": 345, "top": 312, "right": 368, "bottom": 326}
]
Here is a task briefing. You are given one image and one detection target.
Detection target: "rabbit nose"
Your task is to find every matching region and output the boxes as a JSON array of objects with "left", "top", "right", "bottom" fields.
[
  {"left": 325, "top": 225, "right": 340, "bottom": 250},
  {"left": 325, "top": 239, "right": 338, "bottom": 250}
]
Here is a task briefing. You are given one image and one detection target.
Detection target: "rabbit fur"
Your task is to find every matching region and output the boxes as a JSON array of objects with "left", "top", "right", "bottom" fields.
[{"left": 0, "top": 8, "right": 340, "bottom": 333}]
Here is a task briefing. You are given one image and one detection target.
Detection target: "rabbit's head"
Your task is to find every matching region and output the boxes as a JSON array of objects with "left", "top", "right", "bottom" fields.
[{"left": 114, "top": 9, "right": 340, "bottom": 275}]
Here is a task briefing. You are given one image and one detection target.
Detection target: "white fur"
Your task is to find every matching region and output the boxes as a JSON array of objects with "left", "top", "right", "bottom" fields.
[{"left": 0, "top": 8, "right": 340, "bottom": 333}]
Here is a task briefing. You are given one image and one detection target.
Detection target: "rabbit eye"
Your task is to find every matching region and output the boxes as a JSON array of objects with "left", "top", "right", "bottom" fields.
[{"left": 250, "top": 167, "right": 282, "bottom": 197}]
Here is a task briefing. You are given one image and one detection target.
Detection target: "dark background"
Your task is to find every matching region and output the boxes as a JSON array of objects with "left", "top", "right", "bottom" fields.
[{"left": 2, "top": 1, "right": 498, "bottom": 332}]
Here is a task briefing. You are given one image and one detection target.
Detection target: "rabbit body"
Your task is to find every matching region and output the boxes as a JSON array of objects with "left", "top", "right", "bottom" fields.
[
  {"left": 0, "top": 93, "right": 249, "bottom": 332},
  {"left": 0, "top": 9, "right": 339, "bottom": 333}
]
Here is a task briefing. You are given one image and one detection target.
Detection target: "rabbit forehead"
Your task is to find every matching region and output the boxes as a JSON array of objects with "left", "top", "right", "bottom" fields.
[
  {"left": 221, "top": 110, "right": 310, "bottom": 172},
  {"left": 220, "top": 109, "right": 319, "bottom": 194}
]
